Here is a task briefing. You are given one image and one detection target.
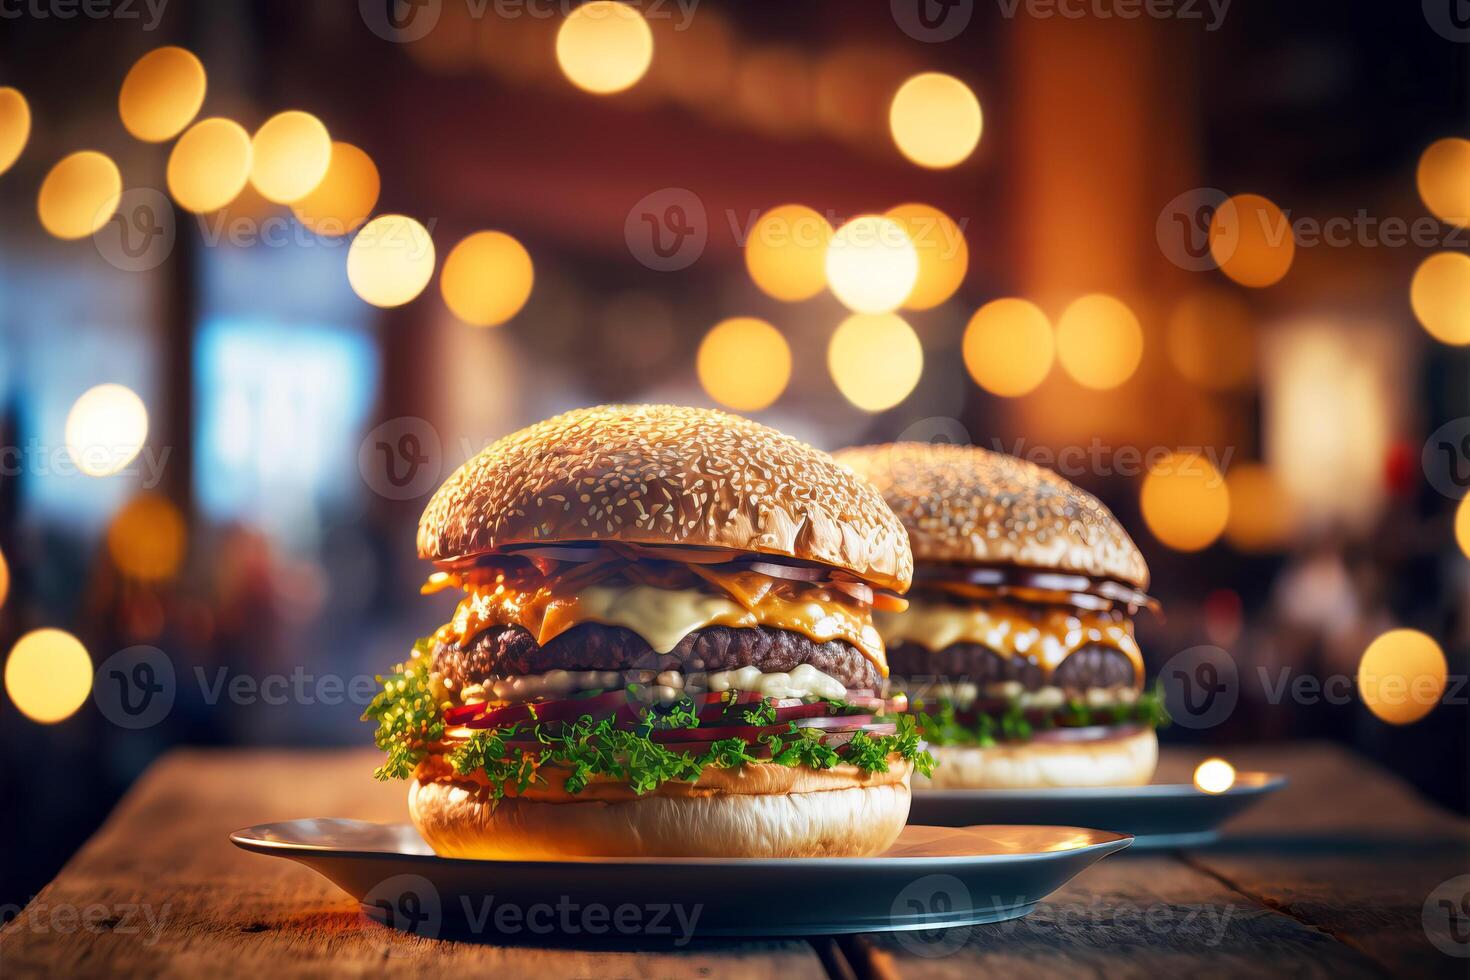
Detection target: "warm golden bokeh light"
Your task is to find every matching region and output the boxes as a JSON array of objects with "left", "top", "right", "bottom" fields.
[
  {"left": 1458, "top": 496, "right": 1470, "bottom": 560},
  {"left": 1358, "top": 629, "right": 1447, "bottom": 726},
  {"left": 37, "top": 151, "right": 122, "bottom": 240},
  {"left": 555, "top": 1, "right": 654, "bottom": 95},
  {"left": 250, "top": 110, "right": 332, "bottom": 204},
  {"left": 1193, "top": 758, "right": 1237, "bottom": 795},
  {"left": 167, "top": 117, "right": 252, "bottom": 213},
  {"left": 885, "top": 203, "right": 968, "bottom": 310},
  {"left": 962, "top": 298, "right": 1054, "bottom": 397},
  {"left": 826, "top": 215, "right": 920, "bottom": 314},
  {"left": 1055, "top": 293, "right": 1144, "bottom": 390},
  {"left": 1167, "top": 288, "right": 1255, "bottom": 390},
  {"left": 440, "top": 230, "right": 535, "bottom": 327},
  {"left": 1209, "top": 193, "right": 1294, "bottom": 288},
  {"left": 1410, "top": 252, "right": 1470, "bottom": 345},
  {"left": 0, "top": 546, "right": 8, "bottom": 611},
  {"left": 697, "top": 317, "right": 792, "bottom": 412},
  {"left": 1141, "top": 452, "right": 1230, "bottom": 552},
  {"left": 828, "top": 313, "right": 923, "bottom": 412},
  {"left": 1417, "top": 137, "right": 1470, "bottom": 227},
  {"left": 745, "top": 204, "right": 832, "bottom": 302},
  {"left": 291, "top": 141, "right": 380, "bottom": 236},
  {"left": 118, "top": 46, "right": 206, "bottom": 142},
  {"left": 888, "top": 72, "right": 981, "bottom": 169},
  {"left": 65, "top": 383, "right": 149, "bottom": 477},
  {"left": 108, "top": 494, "right": 187, "bottom": 581},
  {"left": 1223, "top": 463, "right": 1296, "bottom": 552},
  {"left": 0, "top": 87, "right": 31, "bottom": 176},
  {"left": 347, "top": 214, "right": 436, "bottom": 308},
  {"left": 5, "top": 629, "right": 93, "bottom": 725}
]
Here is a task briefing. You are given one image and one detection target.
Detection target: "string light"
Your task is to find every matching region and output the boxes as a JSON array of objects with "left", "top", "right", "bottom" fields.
[
  {"left": 1055, "top": 293, "right": 1143, "bottom": 390},
  {"left": 962, "top": 298, "right": 1054, "bottom": 397},
  {"left": 1358, "top": 629, "right": 1447, "bottom": 726},
  {"left": 37, "top": 151, "right": 122, "bottom": 239},
  {"left": 888, "top": 72, "right": 981, "bottom": 169},
  {"left": 1411, "top": 252, "right": 1470, "bottom": 345},
  {"left": 0, "top": 87, "right": 31, "bottom": 176},
  {"left": 64, "top": 383, "right": 149, "bottom": 477},
  {"left": 1166, "top": 288, "right": 1255, "bottom": 390},
  {"left": 1209, "top": 193, "right": 1294, "bottom": 288},
  {"left": 828, "top": 312, "right": 923, "bottom": 412},
  {"left": 1457, "top": 495, "right": 1470, "bottom": 560},
  {"left": 1417, "top": 138, "right": 1470, "bottom": 228},
  {"left": 745, "top": 204, "right": 831, "bottom": 302},
  {"left": 167, "top": 117, "right": 252, "bottom": 213},
  {"left": 118, "top": 46, "right": 206, "bottom": 142},
  {"left": 347, "top": 214, "right": 436, "bottom": 307},
  {"left": 697, "top": 317, "right": 791, "bottom": 411},
  {"left": 5, "top": 629, "right": 93, "bottom": 724},
  {"left": 885, "top": 203, "right": 968, "bottom": 310},
  {"left": 291, "top": 141, "right": 380, "bottom": 236},
  {"left": 826, "top": 215, "right": 919, "bottom": 314},
  {"left": 249, "top": 110, "right": 332, "bottom": 204},
  {"left": 1193, "top": 758, "right": 1236, "bottom": 794},
  {"left": 1223, "top": 463, "right": 1295, "bottom": 552},
  {"left": 555, "top": 1, "right": 654, "bottom": 95},
  {"left": 439, "top": 231, "right": 535, "bottom": 327},
  {"left": 1140, "top": 452, "right": 1230, "bottom": 552},
  {"left": 107, "top": 494, "right": 187, "bottom": 581}
]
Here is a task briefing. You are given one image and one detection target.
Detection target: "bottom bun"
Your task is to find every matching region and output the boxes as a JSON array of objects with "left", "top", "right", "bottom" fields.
[
  {"left": 409, "top": 771, "right": 913, "bottom": 859},
  {"left": 917, "top": 727, "right": 1158, "bottom": 791}
]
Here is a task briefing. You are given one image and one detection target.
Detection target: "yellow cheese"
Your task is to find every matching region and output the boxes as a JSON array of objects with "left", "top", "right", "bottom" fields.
[{"left": 874, "top": 598, "right": 1141, "bottom": 684}]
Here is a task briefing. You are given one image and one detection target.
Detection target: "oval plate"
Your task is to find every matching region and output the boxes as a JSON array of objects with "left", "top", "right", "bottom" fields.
[
  {"left": 230, "top": 819, "right": 1131, "bottom": 939},
  {"left": 909, "top": 773, "right": 1287, "bottom": 850}
]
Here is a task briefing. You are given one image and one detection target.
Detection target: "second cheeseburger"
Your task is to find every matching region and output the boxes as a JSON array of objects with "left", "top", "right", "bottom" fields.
[
  {"left": 365, "top": 405, "right": 930, "bottom": 858},
  {"left": 834, "top": 443, "right": 1166, "bottom": 790}
]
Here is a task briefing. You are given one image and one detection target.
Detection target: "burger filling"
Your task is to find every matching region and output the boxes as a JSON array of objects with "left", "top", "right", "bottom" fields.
[
  {"left": 877, "top": 590, "right": 1167, "bottom": 747},
  {"left": 365, "top": 545, "right": 932, "bottom": 798}
]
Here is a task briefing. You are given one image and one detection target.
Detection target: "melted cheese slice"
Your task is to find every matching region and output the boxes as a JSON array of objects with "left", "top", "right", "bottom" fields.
[
  {"left": 445, "top": 573, "right": 887, "bottom": 674},
  {"left": 874, "top": 598, "right": 1141, "bottom": 684}
]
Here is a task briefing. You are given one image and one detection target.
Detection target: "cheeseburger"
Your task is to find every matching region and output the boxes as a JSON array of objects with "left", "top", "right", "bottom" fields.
[
  {"left": 834, "top": 443, "right": 1165, "bottom": 790},
  {"left": 365, "top": 405, "right": 930, "bottom": 859}
]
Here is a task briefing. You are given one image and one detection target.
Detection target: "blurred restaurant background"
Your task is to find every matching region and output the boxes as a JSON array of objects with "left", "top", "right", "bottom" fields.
[{"left": 1, "top": 0, "right": 1467, "bottom": 908}]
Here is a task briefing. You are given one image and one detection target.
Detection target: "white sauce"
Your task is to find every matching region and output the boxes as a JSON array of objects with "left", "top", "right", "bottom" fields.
[{"left": 472, "top": 663, "right": 848, "bottom": 703}]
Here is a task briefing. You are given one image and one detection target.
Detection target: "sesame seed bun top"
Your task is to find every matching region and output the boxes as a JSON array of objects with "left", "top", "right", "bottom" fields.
[
  {"left": 832, "top": 442, "right": 1148, "bottom": 590},
  {"left": 418, "top": 405, "right": 914, "bottom": 592}
]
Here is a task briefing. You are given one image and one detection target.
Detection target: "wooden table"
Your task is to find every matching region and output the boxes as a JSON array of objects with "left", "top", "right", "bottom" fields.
[{"left": 2, "top": 742, "right": 1466, "bottom": 978}]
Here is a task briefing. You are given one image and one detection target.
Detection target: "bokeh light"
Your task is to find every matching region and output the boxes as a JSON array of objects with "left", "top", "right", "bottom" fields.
[
  {"left": 888, "top": 72, "right": 981, "bottom": 169},
  {"left": 250, "top": 110, "right": 332, "bottom": 204},
  {"left": 555, "top": 1, "right": 654, "bottom": 95},
  {"left": 1193, "top": 758, "right": 1236, "bottom": 795},
  {"left": 0, "top": 87, "right": 31, "bottom": 176},
  {"left": 347, "top": 214, "right": 437, "bottom": 308},
  {"left": 1417, "top": 137, "right": 1470, "bottom": 227},
  {"left": 167, "top": 117, "right": 252, "bottom": 213},
  {"left": 118, "top": 46, "right": 206, "bottom": 142},
  {"left": 37, "top": 151, "right": 122, "bottom": 240},
  {"left": 1140, "top": 452, "right": 1230, "bottom": 552},
  {"left": 1357, "top": 629, "right": 1447, "bottom": 726},
  {"left": 5, "top": 629, "right": 93, "bottom": 724},
  {"left": 697, "top": 317, "right": 792, "bottom": 412},
  {"left": 962, "top": 298, "right": 1054, "bottom": 397},
  {"left": 1167, "top": 288, "right": 1255, "bottom": 390},
  {"left": 65, "top": 383, "right": 149, "bottom": 477},
  {"left": 440, "top": 230, "right": 535, "bottom": 327},
  {"left": 745, "top": 204, "right": 831, "bottom": 302},
  {"left": 1410, "top": 252, "right": 1470, "bottom": 345},
  {"left": 1457, "top": 495, "right": 1470, "bottom": 560},
  {"left": 1209, "top": 193, "right": 1294, "bottom": 288},
  {"left": 1055, "top": 293, "right": 1144, "bottom": 390},
  {"left": 108, "top": 494, "right": 187, "bottom": 581},
  {"left": 291, "top": 141, "right": 380, "bottom": 236},
  {"left": 825, "top": 215, "right": 919, "bottom": 314},
  {"left": 1223, "top": 463, "right": 1295, "bottom": 552},
  {"left": 0, "top": 546, "right": 8, "bottom": 610},
  {"left": 885, "top": 203, "right": 968, "bottom": 310},
  {"left": 828, "top": 313, "right": 923, "bottom": 412}
]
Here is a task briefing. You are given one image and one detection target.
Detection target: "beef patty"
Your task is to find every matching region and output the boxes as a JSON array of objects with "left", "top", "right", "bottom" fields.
[
  {"left": 435, "top": 623, "right": 881, "bottom": 691},
  {"left": 887, "top": 641, "right": 1136, "bottom": 691}
]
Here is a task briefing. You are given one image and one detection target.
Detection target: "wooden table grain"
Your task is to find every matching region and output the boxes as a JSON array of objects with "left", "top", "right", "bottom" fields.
[{"left": 2, "top": 743, "right": 1466, "bottom": 978}]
